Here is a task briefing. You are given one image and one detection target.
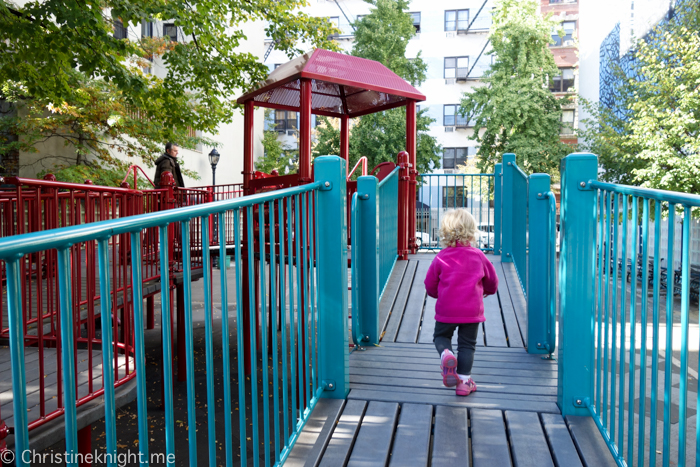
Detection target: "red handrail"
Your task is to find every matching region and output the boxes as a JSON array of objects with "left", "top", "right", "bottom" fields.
[
  {"left": 347, "top": 157, "right": 368, "bottom": 181},
  {"left": 120, "top": 165, "right": 156, "bottom": 189}
]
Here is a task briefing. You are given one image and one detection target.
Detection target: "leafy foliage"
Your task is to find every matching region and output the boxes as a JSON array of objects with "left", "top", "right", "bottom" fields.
[
  {"left": 0, "top": 0, "right": 337, "bottom": 181},
  {"left": 459, "top": 0, "right": 573, "bottom": 176},
  {"left": 312, "top": 0, "right": 440, "bottom": 175},
  {"left": 256, "top": 111, "right": 299, "bottom": 174},
  {"left": 580, "top": 1, "right": 700, "bottom": 193}
]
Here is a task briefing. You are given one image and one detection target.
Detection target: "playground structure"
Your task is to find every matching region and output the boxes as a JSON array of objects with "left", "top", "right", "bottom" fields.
[{"left": 0, "top": 49, "right": 698, "bottom": 467}]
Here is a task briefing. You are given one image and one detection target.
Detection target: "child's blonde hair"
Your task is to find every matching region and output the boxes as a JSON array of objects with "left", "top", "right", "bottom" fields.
[{"left": 439, "top": 209, "right": 477, "bottom": 247}]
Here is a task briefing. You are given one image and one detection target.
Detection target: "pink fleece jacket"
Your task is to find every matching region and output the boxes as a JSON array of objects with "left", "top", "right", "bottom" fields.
[{"left": 424, "top": 244, "right": 499, "bottom": 323}]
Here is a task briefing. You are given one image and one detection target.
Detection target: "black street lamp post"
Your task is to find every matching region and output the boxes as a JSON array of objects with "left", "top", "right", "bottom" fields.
[{"left": 209, "top": 148, "right": 221, "bottom": 245}]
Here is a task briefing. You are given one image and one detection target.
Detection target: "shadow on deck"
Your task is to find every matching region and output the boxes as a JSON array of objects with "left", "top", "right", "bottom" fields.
[{"left": 288, "top": 254, "right": 617, "bottom": 466}]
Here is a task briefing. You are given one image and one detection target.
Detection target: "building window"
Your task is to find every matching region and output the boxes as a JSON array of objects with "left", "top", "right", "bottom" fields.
[
  {"left": 445, "top": 10, "right": 469, "bottom": 31},
  {"left": 356, "top": 14, "right": 366, "bottom": 22},
  {"left": 549, "top": 68, "right": 575, "bottom": 92},
  {"left": 275, "top": 110, "right": 298, "bottom": 132},
  {"left": 113, "top": 19, "right": 128, "bottom": 40},
  {"left": 163, "top": 23, "right": 178, "bottom": 42},
  {"left": 443, "top": 186, "right": 468, "bottom": 208},
  {"left": 443, "top": 105, "right": 457, "bottom": 126},
  {"left": 443, "top": 148, "right": 469, "bottom": 169},
  {"left": 552, "top": 21, "right": 575, "bottom": 46},
  {"left": 444, "top": 57, "right": 469, "bottom": 79},
  {"left": 560, "top": 110, "right": 575, "bottom": 135},
  {"left": 409, "top": 12, "right": 421, "bottom": 33},
  {"left": 141, "top": 21, "right": 153, "bottom": 38}
]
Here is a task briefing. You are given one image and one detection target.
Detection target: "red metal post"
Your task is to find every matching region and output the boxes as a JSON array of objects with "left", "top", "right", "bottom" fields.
[
  {"left": 340, "top": 114, "right": 350, "bottom": 178},
  {"left": 406, "top": 100, "right": 418, "bottom": 254},
  {"left": 242, "top": 100, "right": 255, "bottom": 375},
  {"left": 146, "top": 296, "right": 154, "bottom": 330},
  {"left": 397, "top": 151, "right": 410, "bottom": 259},
  {"left": 176, "top": 283, "right": 186, "bottom": 382},
  {"left": 299, "top": 79, "right": 312, "bottom": 183},
  {"left": 77, "top": 424, "right": 91, "bottom": 467}
]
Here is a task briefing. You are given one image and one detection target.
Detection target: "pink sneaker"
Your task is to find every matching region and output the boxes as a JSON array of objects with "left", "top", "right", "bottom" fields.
[
  {"left": 456, "top": 378, "right": 477, "bottom": 396},
  {"left": 440, "top": 350, "right": 459, "bottom": 387}
]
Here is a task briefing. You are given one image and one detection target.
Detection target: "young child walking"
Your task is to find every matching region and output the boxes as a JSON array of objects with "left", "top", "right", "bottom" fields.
[{"left": 424, "top": 209, "right": 498, "bottom": 396}]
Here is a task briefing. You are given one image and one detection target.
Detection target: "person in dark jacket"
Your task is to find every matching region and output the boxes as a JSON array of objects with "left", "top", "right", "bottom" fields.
[{"left": 154, "top": 142, "right": 185, "bottom": 188}]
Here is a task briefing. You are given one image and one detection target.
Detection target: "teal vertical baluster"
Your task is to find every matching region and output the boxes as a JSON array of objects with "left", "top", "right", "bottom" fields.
[
  {"left": 128, "top": 233, "right": 149, "bottom": 466},
  {"left": 233, "top": 210, "right": 248, "bottom": 466},
  {"left": 494, "top": 164, "right": 502, "bottom": 254},
  {"left": 309, "top": 191, "right": 319, "bottom": 391},
  {"left": 678, "top": 205, "right": 691, "bottom": 466},
  {"left": 627, "top": 197, "right": 639, "bottom": 466},
  {"left": 286, "top": 196, "right": 298, "bottom": 430},
  {"left": 200, "top": 217, "right": 217, "bottom": 466},
  {"left": 56, "top": 247, "right": 79, "bottom": 466},
  {"left": 245, "top": 206, "right": 260, "bottom": 466},
  {"left": 257, "top": 203, "right": 271, "bottom": 467},
  {"left": 428, "top": 176, "right": 433, "bottom": 250},
  {"left": 268, "top": 201, "right": 281, "bottom": 463},
  {"left": 278, "top": 199, "right": 290, "bottom": 446},
  {"left": 350, "top": 193, "right": 360, "bottom": 345},
  {"left": 97, "top": 240, "right": 118, "bottom": 467},
  {"left": 6, "top": 259, "right": 30, "bottom": 466},
  {"left": 649, "top": 201, "right": 661, "bottom": 467},
  {"left": 294, "top": 194, "right": 304, "bottom": 416},
  {"left": 501, "top": 154, "right": 515, "bottom": 262},
  {"left": 603, "top": 191, "right": 612, "bottom": 429},
  {"left": 181, "top": 222, "right": 198, "bottom": 466},
  {"left": 618, "top": 194, "right": 629, "bottom": 452},
  {"left": 638, "top": 198, "right": 650, "bottom": 467},
  {"left": 479, "top": 175, "right": 483, "bottom": 229},
  {"left": 610, "top": 194, "right": 619, "bottom": 445},
  {"left": 300, "top": 193, "right": 312, "bottom": 409},
  {"left": 596, "top": 191, "right": 605, "bottom": 415},
  {"left": 217, "top": 213, "right": 234, "bottom": 467},
  {"left": 527, "top": 174, "right": 551, "bottom": 354},
  {"left": 662, "top": 204, "right": 675, "bottom": 467},
  {"left": 158, "top": 227, "right": 176, "bottom": 465}
]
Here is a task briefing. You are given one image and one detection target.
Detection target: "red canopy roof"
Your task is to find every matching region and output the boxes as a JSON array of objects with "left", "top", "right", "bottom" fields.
[{"left": 237, "top": 49, "right": 426, "bottom": 118}]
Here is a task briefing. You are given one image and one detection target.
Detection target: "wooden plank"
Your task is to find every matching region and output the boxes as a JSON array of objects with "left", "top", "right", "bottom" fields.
[
  {"left": 380, "top": 341, "right": 532, "bottom": 354},
  {"left": 358, "top": 347, "right": 555, "bottom": 363},
  {"left": 565, "top": 416, "right": 618, "bottom": 467},
  {"left": 350, "top": 353, "right": 555, "bottom": 371},
  {"left": 347, "top": 401, "right": 399, "bottom": 467},
  {"left": 347, "top": 389, "right": 561, "bottom": 414},
  {"left": 349, "top": 360, "right": 556, "bottom": 379},
  {"left": 471, "top": 409, "right": 512, "bottom": 467},
  {"left": 348, "top": 383, "right": 557, "bottom": 404},
  {"left": 349, "top": 375, "right": 558, "bottom": 397},
  {"left": 500, "top": 262, "right": 528, "bottom": 347},
  {"left": 417, "top": 296, "right": 436, "bottom": 344},
  {"left": 505, "top": 411, "right": 554, "bottom": 467},
  {"left": 483, "top": 293, "right": 508, "bottom": 347},
  {"left": 396, "top": 261, "right": 430, "bottom": 343},
  {"left": 319, "top": 400, "right": 367, "bottom": 467},
  {"left": 497, "top": 289, "right": 524, "bottom": 348},
  {"left": 383, "top": 261, "right": 418, "bottom": 342},
  {"left": 540, "top": 413, "right": 584, "bottom": 467},
  {"left": 494, "top": 262, "right": 525, "bottom": 346},
  {"left": 349, "top": 367, "right": 557, "bottom": 388},
  {"left": 431, "top": 406, "right": 469, "bottom": 467},
  {"left": 379, "top": 261, "right": 408, "bottom": 335},
  {"left": 388, "top": 403, "right": 433, "bottom": 467},
  {"left": 285, "top": 399, "right": 345, "bottom": 467}
]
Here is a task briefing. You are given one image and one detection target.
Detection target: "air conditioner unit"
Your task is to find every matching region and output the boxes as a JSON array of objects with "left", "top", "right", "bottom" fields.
[
  {"left": 445, "top": 127, "right": 455, "bottom": 132},
  {"left": 457, "top": 29, "right": 469, "bottom": 35},
  {"left": 446, "top": 32, "right": 455, "bottom": 38},
  {"left": 445, "top": 79, "right": 455, "bottom": 85},
  {"left": 443, "top": 169, "right": 455, "bottom": 174},
  {"left": 287, "top": 130, "right": 297, "bottom": 136},
  {"left": 456, "top": 76, "right": 467, "bottom": 82},
  {"left": 563, "top": 40, "right": 575, "bottom": 46}
]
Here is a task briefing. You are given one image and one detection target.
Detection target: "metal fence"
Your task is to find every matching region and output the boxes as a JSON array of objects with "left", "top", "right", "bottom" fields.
[
  {"left": 416, "top": 173, "right": 495, "bottom": 251},
  {"left": 558, "top": 153, "right": 700, "bottom": 467},
  {"left": 0, "top": 156, "right": 349, "bottom": 466}
]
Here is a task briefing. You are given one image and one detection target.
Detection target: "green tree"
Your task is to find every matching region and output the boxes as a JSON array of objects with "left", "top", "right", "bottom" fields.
[
  {"left": 0, "top": 0, "right": 337, "bottom": 181},
  {"left": 459, "top": 0, "right": 572, "bottom": 175},
  {"left": 312, "top": 0, "right": 440, "bottom": 175},
  {"left": 255, "top": 110, "right": 298, "bottom": 174},
  {"left": 580, "top": 1, "right": 700, "bottom": 193}
]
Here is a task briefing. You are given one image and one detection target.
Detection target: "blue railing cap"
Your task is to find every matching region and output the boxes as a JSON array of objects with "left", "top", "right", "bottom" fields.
[
  {"left": 0, "top": 182, "right": 322, "bottom": 260},
  {"left": 588, "top": 180, "right": 700, "bottom": 207}
]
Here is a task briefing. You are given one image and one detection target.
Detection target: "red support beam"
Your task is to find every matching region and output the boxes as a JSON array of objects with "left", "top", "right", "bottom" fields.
[
  {"left": 241, "top": 100, "right": 254, "bottom": 375},
  {"left": 340, "top": 115, "right": 350, "bottom": 178},
  {"left": 406, "top": 100, "right": 417, "bottom": 254},
  {"left": 397, "top": 151, "right": 410, "bottom": 260},
  {"left": 299, "top": 79, "right": 312, "bottom": 183}
]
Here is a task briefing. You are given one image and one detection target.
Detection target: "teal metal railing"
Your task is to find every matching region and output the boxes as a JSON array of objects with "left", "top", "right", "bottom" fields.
[
  {"left": 350, "top": 168, "right": 399, "bottom": 346},
  {"left": 1, "top": 155, "right": 350, "bottom": 467},
  {"left": 416, "top": 173, "right": 495, "bottom": 251},
  {"left": 500, "top": 154, "right": 557, "bottom": 355},
  {"left": 558, "top": 153, "right": 700, "bottom": 467}
]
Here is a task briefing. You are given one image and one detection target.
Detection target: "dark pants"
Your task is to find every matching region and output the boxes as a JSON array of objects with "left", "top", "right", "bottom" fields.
[{"left": 433, "top": 321, "right": 480, "bottom": 375}]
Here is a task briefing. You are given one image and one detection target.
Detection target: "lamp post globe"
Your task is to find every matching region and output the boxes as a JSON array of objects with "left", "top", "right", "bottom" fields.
[{"left": 208, "top": 148, "right": 220, "bottom": 186}]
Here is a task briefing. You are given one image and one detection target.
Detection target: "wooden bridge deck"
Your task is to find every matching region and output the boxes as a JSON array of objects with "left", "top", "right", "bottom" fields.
[{"left": 288, "top": 253, "right": 617, "bottom": 466}]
